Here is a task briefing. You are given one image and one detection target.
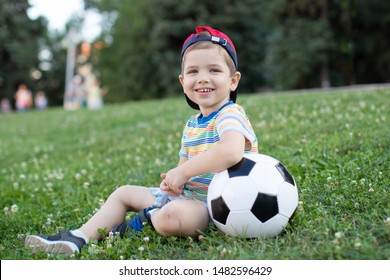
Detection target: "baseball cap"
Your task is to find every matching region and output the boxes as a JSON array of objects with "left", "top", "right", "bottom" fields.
[{"left": 181, "top": 26, "right": 238, "bottom": 110}]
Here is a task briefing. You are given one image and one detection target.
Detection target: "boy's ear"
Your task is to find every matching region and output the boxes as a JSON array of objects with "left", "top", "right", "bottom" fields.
[
  {"left": 178, "top": 74, "right": 184, "bottom": 87},
  {"left": 230, "top": 71, "right": 241, "bottom": 91}
]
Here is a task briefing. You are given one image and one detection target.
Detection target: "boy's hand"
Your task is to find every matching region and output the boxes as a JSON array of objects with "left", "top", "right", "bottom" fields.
[{"left": 159, "top": 168, "right": 187, "bottom": 196}]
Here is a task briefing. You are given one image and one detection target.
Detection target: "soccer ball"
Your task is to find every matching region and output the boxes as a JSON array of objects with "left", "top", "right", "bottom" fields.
[{"left": 207, "top": 153, "right": 298, "bottom": 238}]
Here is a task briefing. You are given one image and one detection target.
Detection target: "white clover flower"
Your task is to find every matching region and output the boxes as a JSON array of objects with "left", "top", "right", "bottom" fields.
[
  {"left": 74, "top": 173, "right": 82, "bottom": 180},
  {"left": 143, "top": 236, "right": 150, "bottom": 242},
  {"left": 55, "top": 171, "right": 64, "bottom": 180},
  {"left": 220, "top": 247, "right": 228, "bottom": 256},
  {"left": 354, "top": 202, "right": 359, "bottom": 208},
  {"left": 138, "top": 246, "right": 144, "bottom": 252},
  {"left": 334, "top": 232, "right": 342, "bottom": 239},
  {"left": 11, "top": 204, "right": 18, "bottom": 213}
]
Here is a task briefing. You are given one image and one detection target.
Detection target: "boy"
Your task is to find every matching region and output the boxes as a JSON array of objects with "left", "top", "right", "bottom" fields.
[{"left": 25, "top": 26, "right": 258, "bottom": 254}]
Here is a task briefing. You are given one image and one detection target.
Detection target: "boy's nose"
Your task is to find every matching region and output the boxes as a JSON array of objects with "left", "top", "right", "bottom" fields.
[{"left": 197, "top": 72, "right": 210, "bottom": 83}]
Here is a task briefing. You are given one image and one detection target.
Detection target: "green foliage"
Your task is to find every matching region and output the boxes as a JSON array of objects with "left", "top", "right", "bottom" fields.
[
  {"left": 261, "top": 0, "right": 390, "bottom": 89},
  {"left": 352, "top": 0, "right": 390, "bottom": 84},
  {"left": 0, "top": 0, "right": 46, "bottom": 101},
  {"left": 0, "top": 88, "right": 389, "bottom": 259},
  {"left": 97, "top": 0, "right": 161, "bottom": 102},
  {"left": 264, "top": 17, "right": 333, "bottom": 89},
  {"left": 37, "top": 32, "right": 68, "bottom": 106}
]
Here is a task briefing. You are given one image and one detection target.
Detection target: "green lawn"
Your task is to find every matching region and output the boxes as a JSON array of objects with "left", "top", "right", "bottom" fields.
[{"left": 0, "top": 88, "right": 389, "bottom": 260}]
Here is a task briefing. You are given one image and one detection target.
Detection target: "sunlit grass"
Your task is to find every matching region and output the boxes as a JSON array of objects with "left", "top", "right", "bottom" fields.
[{"left": 0, "top": 89, "right": 389, "bottom": 260}]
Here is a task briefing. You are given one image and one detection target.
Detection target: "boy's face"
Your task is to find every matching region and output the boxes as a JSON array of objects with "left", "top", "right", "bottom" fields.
[{"left": 179, "top": 46, "right": 241, "bottom": 116}]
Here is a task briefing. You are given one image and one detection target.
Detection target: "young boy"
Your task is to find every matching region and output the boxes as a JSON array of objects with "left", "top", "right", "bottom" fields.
[{"left": 25, "top": 26, "right": 258, "bottom": 254}]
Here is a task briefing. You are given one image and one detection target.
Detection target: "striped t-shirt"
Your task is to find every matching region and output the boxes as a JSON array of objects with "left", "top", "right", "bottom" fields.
[{"left": 179, "top": 101, "right": 258, "bottom": 201}]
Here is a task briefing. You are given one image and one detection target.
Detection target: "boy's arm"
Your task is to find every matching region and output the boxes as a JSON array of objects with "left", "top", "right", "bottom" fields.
[
  {"left": 160, "top": 131, "right": 245, "bottom": 195},
  {"left": 159, "top": 156, "right": 187, "bottom": 185}
]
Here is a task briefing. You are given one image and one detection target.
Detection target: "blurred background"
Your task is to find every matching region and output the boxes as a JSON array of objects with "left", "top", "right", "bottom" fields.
[{"left": 1, "top": 0, "right": 389, "bottom": 109}]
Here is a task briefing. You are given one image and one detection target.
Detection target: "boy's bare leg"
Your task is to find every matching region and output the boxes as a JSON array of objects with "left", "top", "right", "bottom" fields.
[
  {"left": 79, "top": 185, "right": 155, "bottom": 240},
  {"left": 151, "top": 199, "right": 209, "bottom": 237}
]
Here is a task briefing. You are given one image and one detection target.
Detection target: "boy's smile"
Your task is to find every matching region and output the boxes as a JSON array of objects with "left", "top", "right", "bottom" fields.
[{"left": 179, "top": 46, "right": 240, "bottom": 116}]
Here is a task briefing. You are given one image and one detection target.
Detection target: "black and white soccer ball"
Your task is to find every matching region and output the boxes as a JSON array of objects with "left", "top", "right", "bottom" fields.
[{"left": 207, "top": 153, "right": 298, "bottom": 238}]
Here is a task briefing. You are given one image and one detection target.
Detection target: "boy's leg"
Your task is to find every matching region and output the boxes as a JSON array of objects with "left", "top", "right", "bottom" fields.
[
  {"left": 79, "top": 185, "right": 155, "bottom": 240},
  {"left": 151, "top": 199, "right": 209, "bottom": 237},
  {"left": 25, "top": 185, "right": 155, "bottom": 254}
]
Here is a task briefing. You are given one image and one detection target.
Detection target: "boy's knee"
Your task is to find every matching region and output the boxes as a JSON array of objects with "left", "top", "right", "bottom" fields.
[
  {"left": 151, "top": 202, "right": 208, "bottom": 237},
  {"left": 152, "top": 206, "right": 181, "bottom": 236},
  {"left": 107, "top": 185, "right": 134, "bottom": 202},
  {"left": 109, "top": 185, "right": 128, "bottom": 198}
]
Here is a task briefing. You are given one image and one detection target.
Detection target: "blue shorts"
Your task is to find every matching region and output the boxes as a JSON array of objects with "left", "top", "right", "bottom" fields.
[{"left": 149, "top": 187, "right": 207, "bottom": 208}]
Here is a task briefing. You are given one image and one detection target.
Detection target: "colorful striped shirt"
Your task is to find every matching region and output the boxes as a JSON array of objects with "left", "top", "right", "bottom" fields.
[{"left": 179, "top": 101, "right": 258, "bottom": 201}]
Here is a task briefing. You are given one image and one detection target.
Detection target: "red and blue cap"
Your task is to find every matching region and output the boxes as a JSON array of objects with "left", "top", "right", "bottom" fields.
[{"left": 181, "top": 26, "right": 238, "bottom": 110}]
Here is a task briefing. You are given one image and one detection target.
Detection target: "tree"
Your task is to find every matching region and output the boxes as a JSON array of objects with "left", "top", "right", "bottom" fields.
[
  {"left": 264, "top": 0, "right": 390, "bottom": 90},
  {"left": 94, "top": 0, "right": 160, "bottom": 102},
  {"left": 37, "top": 31, "right": 68, "bottom": 106},
  {"left": 352, "top": 0, "right": 390, "bottom": 84},
  {"left": 0, "top": 0, "right": 47, "bottom": 105},
  {"left": 264, "top": 0, "right": 335, "bottom": 90}
]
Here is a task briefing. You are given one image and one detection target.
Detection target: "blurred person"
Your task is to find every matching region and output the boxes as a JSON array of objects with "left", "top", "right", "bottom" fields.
[
  {"left": 14, "top": 84, "right": 33, "bottom": 112},
  {"left": 1, "top": 97, "right": 12, "bottom": 113},
  {"left": 64, "top": 75, "right": 85, "bottom": 110},
  {"left": 34, "top": 91, "right": 48, "bottom": 110},
  {"left": 87, "top": 79, "right": 108, "bottom": 109}
]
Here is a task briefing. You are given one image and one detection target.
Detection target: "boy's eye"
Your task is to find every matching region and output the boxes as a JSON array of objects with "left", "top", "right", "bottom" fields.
[
  {"left": 210, "top": 68, "right": 221, "bottom": 73},
  {"left": 186, "top": 69, "right": 197, "bottom": 74}
]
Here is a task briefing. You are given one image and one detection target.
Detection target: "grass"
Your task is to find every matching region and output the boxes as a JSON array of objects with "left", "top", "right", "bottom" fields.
[{"left": 0, "top": 88, "right": 389, "bottom": 260}]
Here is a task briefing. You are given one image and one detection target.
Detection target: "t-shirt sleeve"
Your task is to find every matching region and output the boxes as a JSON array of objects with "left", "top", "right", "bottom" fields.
[{"left": 216, "top": 106, "right": 257, "bottom": 151}]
